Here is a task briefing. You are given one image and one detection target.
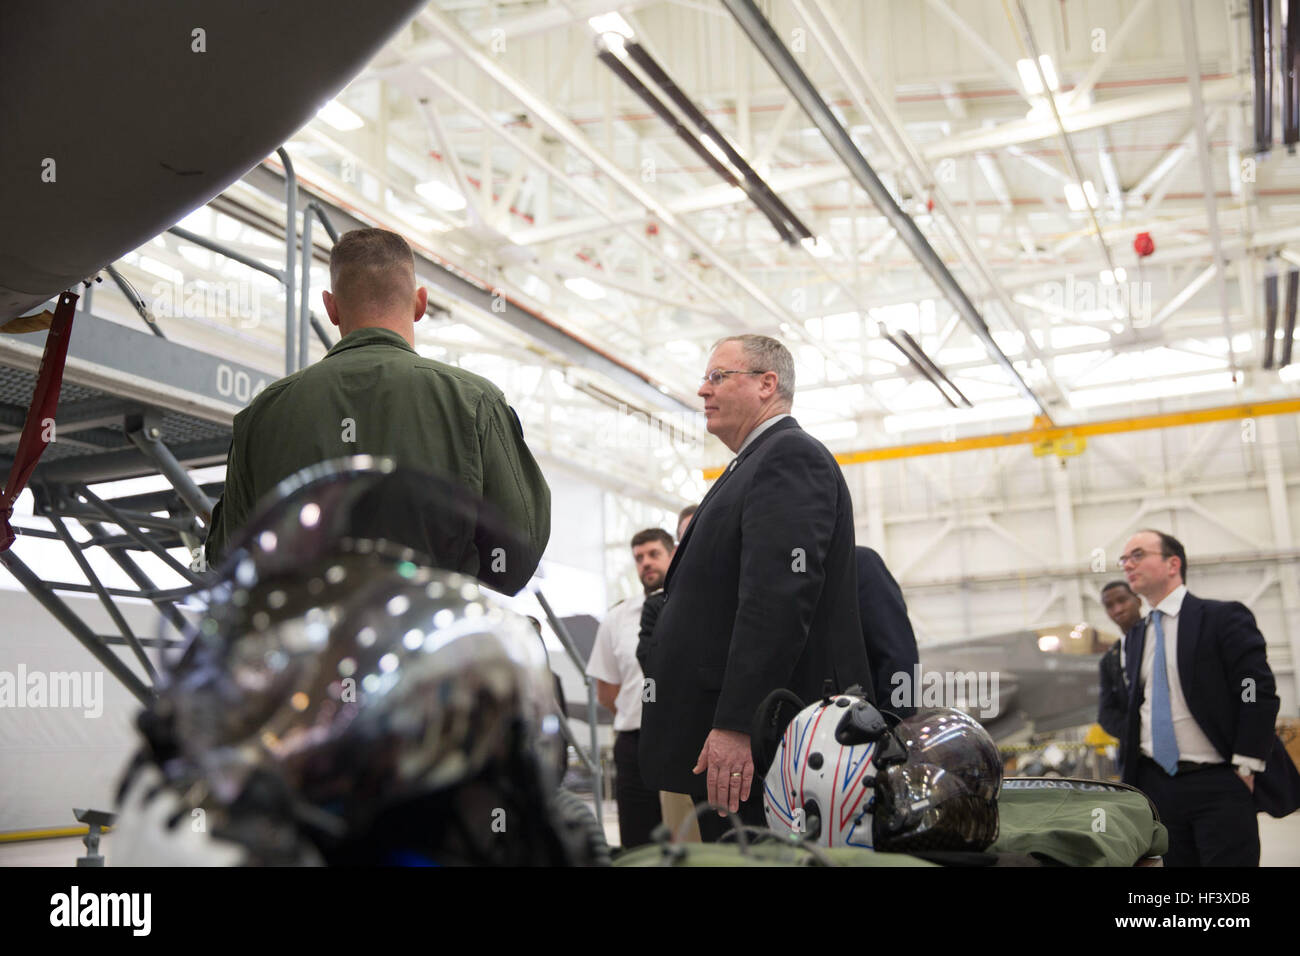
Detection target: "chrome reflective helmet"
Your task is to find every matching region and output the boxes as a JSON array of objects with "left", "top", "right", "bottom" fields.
[
  {"left": 872, "top": 708, "right": 1003, "bottom": 853},
  {"left": 126, "top": 458, "right": 573, "bottom": 865}
]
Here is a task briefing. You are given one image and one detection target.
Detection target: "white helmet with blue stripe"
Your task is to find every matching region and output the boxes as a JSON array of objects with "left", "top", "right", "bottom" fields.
[
  {"left": 760, "top": 687, "right": 906, "bottom": 848},
  {"left": 757, "top": 687, "right": 1004, "bottom": 853}
]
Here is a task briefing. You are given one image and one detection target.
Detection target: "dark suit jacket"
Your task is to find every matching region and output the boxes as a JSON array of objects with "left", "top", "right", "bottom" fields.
[
  {"left": 855, "top": 546, "right": 920, "bottom": 716},
  {"left": 635, "top": 589, "right": 665, "bottom": 674},
  {"left": 1097, "top": 641, "right": 1127, "bottom": 740},
  {"left": 1120, "top": 592, "right": 1300, "bottom": 818},
  {"left": 638, "top": 417, "right": 873, "bottom": 793}
]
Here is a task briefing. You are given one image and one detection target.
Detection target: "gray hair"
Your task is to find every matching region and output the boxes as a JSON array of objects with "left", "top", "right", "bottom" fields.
[{"left": 711, "top": 334, "right": 795, "bottom": 404}]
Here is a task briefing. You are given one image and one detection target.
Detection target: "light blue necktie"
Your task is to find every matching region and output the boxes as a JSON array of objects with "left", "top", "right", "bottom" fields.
[{"left": 1149, "top": 609, "right": 1180, "bottom": 775}]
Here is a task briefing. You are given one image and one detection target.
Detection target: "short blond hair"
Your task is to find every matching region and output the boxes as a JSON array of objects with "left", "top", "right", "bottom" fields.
[{"left": 328, "top": 228, "right": 416, "bottom": 312}]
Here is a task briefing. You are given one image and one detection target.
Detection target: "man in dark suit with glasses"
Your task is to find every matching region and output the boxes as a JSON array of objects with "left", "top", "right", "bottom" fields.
[
  {"left": 1118, "top": 529, "right": 1300, "bottom": 865},
  {"left": 637, "top": 334, "right": 872, "bottom": 841}
]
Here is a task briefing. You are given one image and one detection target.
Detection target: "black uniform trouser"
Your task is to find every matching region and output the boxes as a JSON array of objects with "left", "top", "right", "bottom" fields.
[
  {"left": 613, "top": 730, "right": 662, "bottom": 849},
  {"left": 1136, "top": 756, "right": 1260, "bottom": 866}
]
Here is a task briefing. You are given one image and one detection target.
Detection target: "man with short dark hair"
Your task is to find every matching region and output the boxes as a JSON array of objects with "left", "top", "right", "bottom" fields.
[
  {"left": 1118, "top": 528, "right": 1300, "bottom": 865},
  {"left": 639, "top": 335, "right": 871, "bottom": 840},
  {"left": 1098, "top": 581, "right": 1141, "bottom": 739},
  {"left": 676, "top": 504, "right": 697, "bottom": 543},
  {"left": 204, "top": 228, "right": 549, "bottom": 593},
  {"left": 638, "top": 505, "right": 696, "bottom": 668},
  {"left": 586, "top": 528, "right": 673, "bottom": 847}
]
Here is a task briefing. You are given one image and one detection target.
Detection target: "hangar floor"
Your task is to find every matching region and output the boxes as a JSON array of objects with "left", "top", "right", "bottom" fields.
[{"left": 2, "top": 809, "right": 1297, "bottom": 866}]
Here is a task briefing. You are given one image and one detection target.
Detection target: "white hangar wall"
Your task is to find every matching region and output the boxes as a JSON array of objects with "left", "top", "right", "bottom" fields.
[
  {"left": 0, "top": 588, "right": 152, "bottom": 832},
  {"left": 842, "top": 413, "right": 1300, "bottom": 715}
]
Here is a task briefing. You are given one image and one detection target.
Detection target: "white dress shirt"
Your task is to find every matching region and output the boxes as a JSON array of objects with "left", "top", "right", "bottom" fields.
[
  {"left": 1138, "top": 584, "right": 1266, "bottom": 773},
  {"left": 585, "top": 592, "right": 648, "bottom": 732},
  {"left": 736, "top": 412, "right": 791, "bottom": 456}
]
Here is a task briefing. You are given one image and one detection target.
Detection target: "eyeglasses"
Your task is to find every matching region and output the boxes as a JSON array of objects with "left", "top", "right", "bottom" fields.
[
  {"left": 701, "top": 369, "right": 769, "bottom": 386},
  {"left": 1117, "top": 548, "right": 1167, "bottom": 568}
]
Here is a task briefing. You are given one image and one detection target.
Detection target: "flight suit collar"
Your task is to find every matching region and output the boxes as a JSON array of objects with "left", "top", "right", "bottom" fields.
[{"left": 325, "top": 326, "right": 415, "bottom": 359}]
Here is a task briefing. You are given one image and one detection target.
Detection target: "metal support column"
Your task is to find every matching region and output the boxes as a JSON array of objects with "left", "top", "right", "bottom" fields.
[
  {"left": 298, "top": 209, "right": 315, "bottom": 372},
  {"left": 1051, "top": 460, "right": 1084, "bottom": 625},
  {"left": 298, "top": 202, "right": 340, "bottom": 366},
  {"left": 535, "top": 590, "right": 604, "bottom": 833},
  {"left": 1260, "top": 416, "right": 1300, "bottom": 703},
  {"left": 280, "top": 147, "right": 297, "bottom": 377},
  {"left": 123, "top": 418, "right": 215, "bottom": 525}
]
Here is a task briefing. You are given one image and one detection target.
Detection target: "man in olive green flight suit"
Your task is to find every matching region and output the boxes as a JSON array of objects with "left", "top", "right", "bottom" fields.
[{"left": 204, "top": 228, "right": 549, "bottom": 593}]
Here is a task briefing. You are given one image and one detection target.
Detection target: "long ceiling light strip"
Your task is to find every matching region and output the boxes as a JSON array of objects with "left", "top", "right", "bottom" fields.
[
  {"left": 590, "top": 20, "right": 811, "bottom": 246},
  {"left": 879, "top": 330, "right": 959, "bottom": 410},
  {"left": 897, "top": 329, "right": 974, "bottom": 408},
  {"left": 618, "top": 40, "right": 813, "bottom": 242},
  {"left": 593, "top": 44, "right": 798, "bottom": 244}
]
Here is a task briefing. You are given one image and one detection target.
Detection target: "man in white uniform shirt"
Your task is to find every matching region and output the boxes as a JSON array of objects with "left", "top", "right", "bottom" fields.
[
  {"left": 1118, "top": 528, "right": 1295, "bottom": 865},
  {"left": 586, "top": 528, "right": 674, "bottom": 849}
]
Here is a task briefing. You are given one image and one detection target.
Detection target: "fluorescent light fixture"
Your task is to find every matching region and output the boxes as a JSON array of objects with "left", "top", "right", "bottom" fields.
[
  {"left": 521, "top": 274, "right": 551, "bottom": 303},
  {"left": 415, "top": 180, "right": 467, "bottom": 211},
  {"left": 700, "top": 134, "right": 732, "bottom": 167},
  {"left": 1016, "top": 55, "right": 1059, "bottom": 96},
  {"left": 137, "top": 256, "right": 184, "bottom": 285},
  {"left": 699, "top": 134, "right": 747, "bottom": 182},
  {"left": 564, "top": 276, "right": 606, "bottom": 300},
  {"left": 1100, "top": 269, "right": 1115, "bottom": 286},
  {"left": 1064, "top": 180, "right": 1098, "bottom": 211},
  {"left": 390, "top": 196, "right": 452, "bottom": 235},
  {"left": 395, "top": 211, "right": 443, "bottom": 234},
  {"left": 800, "top": 236, "right": 834, "bottom": 259},
  {"left": 1114, "top": 266, "right": 1127, "bottom": 283},
  {"left": 589, "top": 13, "right": 634, "bottom": 38},
  {"left": 316, "top": 99, "right": 364, "bottom": 132},
  {"left": 1038, "top": 55, "right": 1060, "bottom": 92},
  {"left": 599, "top": 32, "right": 627, "bottom": 56}
]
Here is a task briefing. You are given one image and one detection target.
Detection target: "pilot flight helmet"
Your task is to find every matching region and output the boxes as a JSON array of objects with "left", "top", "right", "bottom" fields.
[
  {"left": 871, "top": 707, "right": 1003, "bottom": 853},
  {"left": 758, "top": 688, "right": 1001, "bottom": 853},
  {"left": 760, "top": 689, "right": 906, "bottom": 848},
  {"left": 126, "top": 457, "right": 573, "bottom": 865}
]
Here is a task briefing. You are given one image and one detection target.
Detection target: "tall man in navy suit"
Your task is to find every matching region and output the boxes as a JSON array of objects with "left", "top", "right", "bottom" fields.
[
  {"left": 1119, "top": 529, "right": 1300, "bottom": 866},
  {"left": 638, "top": 335, "right": 872, "bottom": 841},
  {"left": 855, "top": 546, "right": 920, "bottom": 717}
]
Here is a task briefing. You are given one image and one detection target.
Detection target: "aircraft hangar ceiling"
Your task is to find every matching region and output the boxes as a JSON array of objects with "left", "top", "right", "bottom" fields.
[{"left": 93, "top": 0, "right": 1300, "bottom": 508}]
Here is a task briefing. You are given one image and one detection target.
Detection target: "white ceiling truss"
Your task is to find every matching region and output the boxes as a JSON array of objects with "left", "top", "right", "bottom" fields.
[{"left": 100, "top": 0, "right": 1300, "bottom": 511}]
